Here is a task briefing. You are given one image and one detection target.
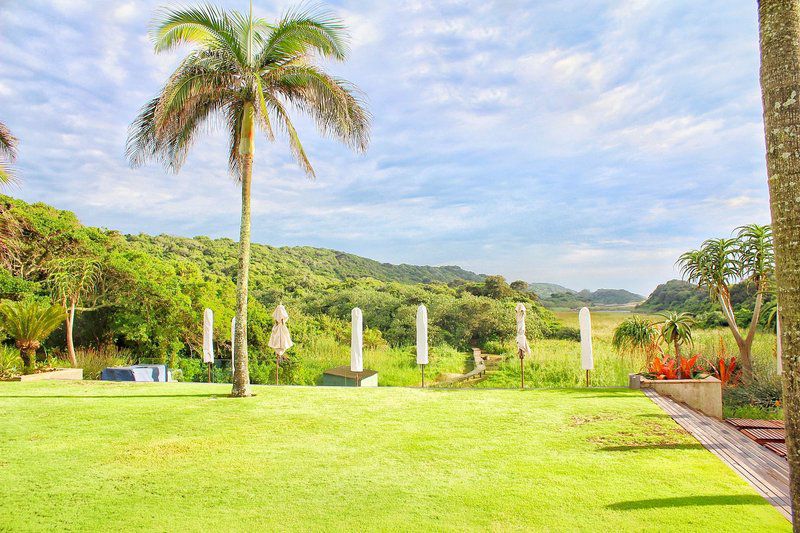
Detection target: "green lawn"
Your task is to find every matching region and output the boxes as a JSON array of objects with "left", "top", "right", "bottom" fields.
[{"left": 0, "top": 382, "right": 789, "bottom": 531}]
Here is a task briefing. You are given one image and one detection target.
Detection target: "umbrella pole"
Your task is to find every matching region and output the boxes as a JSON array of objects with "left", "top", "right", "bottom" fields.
[
  {"left": 519, "top": 350, "right": 524, "bottom": 389},
  {"left": 586, "top": 369, "right": 590, "bottom": 387},
  {"left": 207, "top": 362, "right": 211, "bottom": 383},
  {"left": 356, "top": 372, "right": 360, "bottom": 387},
  {"left": 276, "top": 355, "right": 280, "bottom": 385},
  {"left": 421, "top": 364, "right": 425, "bottom": 388}
]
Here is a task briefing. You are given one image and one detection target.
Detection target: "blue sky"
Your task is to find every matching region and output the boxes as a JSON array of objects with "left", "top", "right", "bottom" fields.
[{"left": 0, "top": 1, "right": 770, "bottom": 296}]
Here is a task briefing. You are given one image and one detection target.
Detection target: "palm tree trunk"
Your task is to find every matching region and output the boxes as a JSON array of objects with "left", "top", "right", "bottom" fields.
[
  {"left": 66, "top": 301, "right": 77, "bottom": 367},
  {"left": 758, "top": 1, "right": 800, "bottom": 526},
  {"left": 20, "top": 347, "right": 35, "bottom": 373},
  {"left": 231, "top": 102, "right": 255, "bottom": 398}
]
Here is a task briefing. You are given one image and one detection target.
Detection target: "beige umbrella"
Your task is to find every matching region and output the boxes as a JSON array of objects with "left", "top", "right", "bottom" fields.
[
  {"left": 579, "top": 307, "right": 594, "bottom": 387},
  {"left": 515, "top": 303, "right": 531, "bottom": 389},
  {"left": 416, "top": 304, "right": 429, "bottom": 387},
  {"left": 268, "top": 304, "right": 293, "bottom": 385},
  {"left": 202, "top": 308, "right": 214, "bottom": 383}
]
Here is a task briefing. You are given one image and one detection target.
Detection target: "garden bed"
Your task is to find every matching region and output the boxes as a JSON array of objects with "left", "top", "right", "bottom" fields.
[{"left": 632, "top": 374, "right": 723, "bottom": 419}]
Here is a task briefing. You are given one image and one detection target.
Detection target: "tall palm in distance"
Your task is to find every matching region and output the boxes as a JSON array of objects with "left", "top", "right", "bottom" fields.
[
  {"left": 126, "top": 2, "right": 370, "bottom": 397},
  {"left": 0, "top": 121, "right": 18, "bottom": 185}
]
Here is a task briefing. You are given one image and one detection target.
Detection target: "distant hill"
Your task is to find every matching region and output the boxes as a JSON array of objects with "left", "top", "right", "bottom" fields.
[
  {"left": 528, "top": 282, "right": 574, "bottom": 298},
  {"left": 126, "top": 234, "right": 485, "bottom": 286},
  {"left": 535, "top": 285, "right": 644, "bottom": 309},
  {"left": 636, "top": 280, "right": 712, "bottom": 313}
]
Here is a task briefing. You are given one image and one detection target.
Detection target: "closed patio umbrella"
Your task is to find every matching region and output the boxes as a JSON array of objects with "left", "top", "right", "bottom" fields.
[
  {"left": 268, "top": 304, "right": 293, "bottom": 385},
  {"left": 416, "top": 304, "right": 429, "bottom": 387},
  {"left": 351, "top": 307, "right": 363, "bottom": 385},
  {"left": 203, "top": 308, "right": 214, "bottom": 383},
  {"left": 579, "top": 307, "right": 594, "bottom": 386},
  {"left": 515, "top": 303, "right": 531, "bottom": 389}
]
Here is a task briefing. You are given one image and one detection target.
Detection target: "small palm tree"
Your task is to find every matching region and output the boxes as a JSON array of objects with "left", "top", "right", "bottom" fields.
[
  {"left": 0, "top": 121, "right": 18, "bottom": 185},
  {"left": 127, "top": 3, "right": 369, "bottom": 396},
  {"left": 657, "top": 312, "right": 695, "bottom": 376},
  {"left": 0, "top": 300, "right": 65, "bottom": 373}
]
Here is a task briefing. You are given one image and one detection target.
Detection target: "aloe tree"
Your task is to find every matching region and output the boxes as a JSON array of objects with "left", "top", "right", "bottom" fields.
[
  {"left": 0, "top": 300, "right": 64, "bottom": 372},
  {"left": 0, "top": 121, "right": 18, "bottom": 185},
  {"left": 758, "top": 1, "right": 800, "bottom": 522},
  {"left": 47, "top": 257, "right": 102, "bottom": 367},
  {"left": 678, "top": 226, "right": 774, "bottom": 381},
  {"left": 126, "top": 3, "right": 369, "bottom": 396}
]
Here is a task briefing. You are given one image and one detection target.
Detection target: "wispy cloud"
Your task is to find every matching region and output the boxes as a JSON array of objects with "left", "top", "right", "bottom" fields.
[{"left": 0, "top": 0, "right": 770, "bottom": 295}]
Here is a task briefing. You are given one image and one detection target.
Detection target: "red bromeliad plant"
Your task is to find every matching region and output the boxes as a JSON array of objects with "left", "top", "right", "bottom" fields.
[
  {"left": 710, "top": 357, "right": 740, "bottom": 386},
  {"left": 679, "top": 354, "right": 700, "bottom": 379},
  {"left": 647, "top": 356, "right": 679, "bottom": 380}
]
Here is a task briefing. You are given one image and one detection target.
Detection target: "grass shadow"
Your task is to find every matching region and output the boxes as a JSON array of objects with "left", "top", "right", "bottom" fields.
[
  {"left": 0, "top": 394, "right": 228, "bottom": 399},
  {"left": 607, "top": 495, "right": 769, "bottom": 510},
  {"left": 598, "top": 443, "right": 704, "bottom": 452}
]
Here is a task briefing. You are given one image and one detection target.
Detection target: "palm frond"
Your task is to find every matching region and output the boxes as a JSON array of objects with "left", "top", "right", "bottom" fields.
[
  {"left": 0, "top": 121, "right": 19, "bottom": 186},
  {"left": 259, "top": 3, "right": 349, "bottom": 66},
  {"left": 151, "top": 4, "right": 246, "bottom": 63}
]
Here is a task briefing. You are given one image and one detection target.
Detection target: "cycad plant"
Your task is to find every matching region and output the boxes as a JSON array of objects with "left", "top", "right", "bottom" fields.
[
  {"left": 127, "top": 3, "right": 370, "bottom": 396},
  {"left": 0, "top": 300, "right": 65, "bottom": 373},
  {"left": 0, "top": 121, "right": 18, "bottom": 186}
]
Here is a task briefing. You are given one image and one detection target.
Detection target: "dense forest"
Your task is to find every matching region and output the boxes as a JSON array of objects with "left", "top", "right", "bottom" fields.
[
  {"left": 0, "top": 196, "right": 572, "bottom": 382},
  {"left": 536, "top": 287, "right": 644, "bottom": 309}
]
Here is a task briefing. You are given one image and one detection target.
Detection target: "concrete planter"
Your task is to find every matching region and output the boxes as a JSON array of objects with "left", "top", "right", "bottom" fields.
[
  {"left": 636, "top": 375, "right": 723, "bottom": 419},
  {"left": 15, "top": 368, "right": 84, "bottom": 382}
]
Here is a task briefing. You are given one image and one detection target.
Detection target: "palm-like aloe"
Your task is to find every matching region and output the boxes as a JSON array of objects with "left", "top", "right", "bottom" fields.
[
  {"left": 0, "top": 300, "right": 65, "bottom": 372},
  {"left": 126, "top": 3, "right": 369, "bottom": 396},
  {"left": 677, "top": 226, "right": 773, "bottom": 381},
  {"left": 0, "top": 121, "right": 18, "bottom": 185},
  {"left": 657, "top": 311, "right": 694, "bottom": 377}
]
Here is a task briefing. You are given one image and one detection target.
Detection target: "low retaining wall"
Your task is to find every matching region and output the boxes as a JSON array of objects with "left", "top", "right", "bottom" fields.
[
  {"left": 634, "top": 375, "right": 723, "bottom": 419},
  {"left": 17, "top": 368, "right": 84, "bottom": 382}
]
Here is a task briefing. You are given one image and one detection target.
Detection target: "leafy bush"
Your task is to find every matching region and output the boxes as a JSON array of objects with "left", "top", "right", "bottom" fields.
[
  {"left": 723, "top": 379, "right": 783, "bottom": 413},
  {"left": 0, "top": 344, "right": 21, "bottom": 379},
  {"left": 74, "top": 346, "right": 132, "bottom": 380}
]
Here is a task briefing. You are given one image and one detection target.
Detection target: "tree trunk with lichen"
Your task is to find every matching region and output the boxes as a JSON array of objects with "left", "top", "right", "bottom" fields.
[
  {"left": 758, "top": 0, "right": 800, "bottom": 526},
  {"left": 231, "top": 102, "right": 255, "bottom": 398}
]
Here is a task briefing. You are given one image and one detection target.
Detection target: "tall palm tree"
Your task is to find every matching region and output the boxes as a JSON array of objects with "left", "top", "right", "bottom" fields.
[
  {"left": 758, "top": 0, "right": 800, "bottom": 523},
  {"left": 126, "top": 3, "right": 369, "bottom": 397},
  {"left": 0, "top": 300, "right": 65, "bottom": 373},
  {"left": 0, "top": 121, "right": 18, "bottom": 185}
]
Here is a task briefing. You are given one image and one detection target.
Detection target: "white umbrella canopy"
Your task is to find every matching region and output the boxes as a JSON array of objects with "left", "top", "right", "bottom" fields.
[
  {"left": 268, "top": 304, "right": 293, "bottom": 355},
  {"left": 515, "top": 303, "right": 531, "bottom": 356},
  {"left": 351, "top": 307, "right": 363, "bottom": 373},
  {"left": 202, "top": 308, "right": 214, "bottom": 363},
  {"left": 416, "top": 304, "right": 429, "bottom": 365},
  {"left": 579, "top": 307, "right": 594, "bottom": 371}
]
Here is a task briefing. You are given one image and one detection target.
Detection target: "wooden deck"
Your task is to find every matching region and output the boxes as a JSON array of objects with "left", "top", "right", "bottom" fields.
[{"left": 643, "top": 389, "right": 792, "bottom": 522}]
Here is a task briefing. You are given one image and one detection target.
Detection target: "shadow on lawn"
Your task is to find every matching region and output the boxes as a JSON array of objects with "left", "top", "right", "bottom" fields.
[
  {"left": 607, "top": 495, "right": 769, "bottom": 510},
  {"left": 0, "top": 394, "right": 227, "bottom": 399},
  {"left": 598, "top": 443, "right": 704, "bottom": 452}
]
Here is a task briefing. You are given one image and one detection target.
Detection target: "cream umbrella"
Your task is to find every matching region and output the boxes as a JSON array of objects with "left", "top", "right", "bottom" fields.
[
  {"left": 268, "top": 304, "right": 293, "bottom": 385},
  {"left": 351, "top": 307, "right": 364, "bottom": 385},
  {"left": 515, "top": 303, "right": 531, "bottom": 389},
  {"left": 202, "top": 308, "right": 214, "bottom": 383},
  {"left": 579, "top": 307, "right": 594, "bottom": 387},
  {"left": 416, "top": 304, "right": 429, "bottom": 387}
]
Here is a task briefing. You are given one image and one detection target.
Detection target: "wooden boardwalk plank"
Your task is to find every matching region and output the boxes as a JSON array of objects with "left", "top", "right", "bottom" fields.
[
  {"left": 727, "top": 418, "right": 785, "bottom": 429},
  {"left": 741, "top": 428, "right": 787, "bottom": 444},
  {"left": 643, "top": 389, "right": 792, "bottom": 522}
]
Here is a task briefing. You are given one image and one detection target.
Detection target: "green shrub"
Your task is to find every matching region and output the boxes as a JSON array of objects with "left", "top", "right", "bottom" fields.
[
  {"left": 0, "top": 344, "right": 21, "bottom": 379},
  {"left": 75, "top": 346, "right": 132, "bottom": 380}
]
